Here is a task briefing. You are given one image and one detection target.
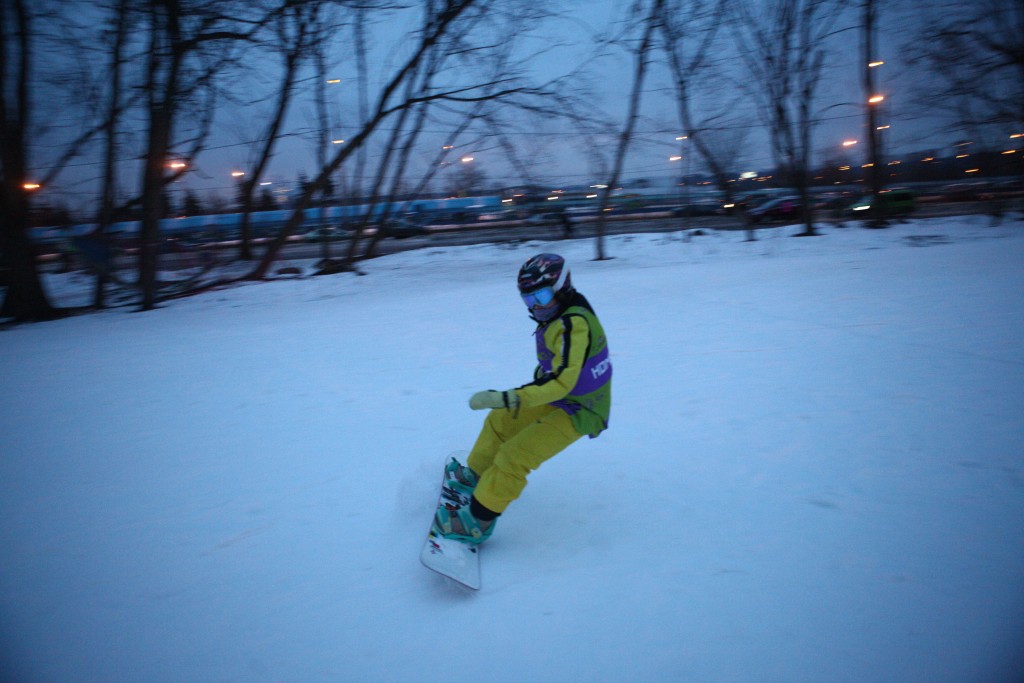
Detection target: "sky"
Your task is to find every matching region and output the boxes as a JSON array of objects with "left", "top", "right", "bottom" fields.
[
  {"left": 231, "top": 1, "right": 937, "bottom": 192},
  {"left": 2, "top": 213, "right": 1023, "bottom": 681},
  {"left": 23, "top": 0, "right": 986, "bottom": 215},
  {"left": 212, "top": 0, "right": 974, "bottom": 189}
]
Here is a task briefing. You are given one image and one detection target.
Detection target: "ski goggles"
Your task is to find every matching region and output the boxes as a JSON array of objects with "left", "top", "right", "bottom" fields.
[{"left": 521, "top": 286, "right": 556, "bottom": 309}]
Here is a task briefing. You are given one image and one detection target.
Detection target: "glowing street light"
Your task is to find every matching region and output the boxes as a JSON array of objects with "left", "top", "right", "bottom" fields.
[
  {"left": 231, "top": 170, "right": 245, "bottom": 177},
  {"left": 868, "top": 94, "right": 885, "bottom": 104},
  {"left": 669, "top": 155, "right": 682, "bottom": 161},
  {"left": 842, "top": 139, "right": 858, "bottom": 147},
  {"left": 167, "top": 161, "right": 187, "bottom": 169},
  {"left": 332, "top": 139, "right": 344, "bottom": 144},
  {"left": 868, "top": 60, "right": 885, "bottom": 67},
  {"left": 326, "top": 78, "right": 341, "bottom": 84},
  {"left": 23, "top": 182, "right": 41, "bottom": 191},
  {"left": 461, "top": 156, "right": 474, "bottom": 163}
]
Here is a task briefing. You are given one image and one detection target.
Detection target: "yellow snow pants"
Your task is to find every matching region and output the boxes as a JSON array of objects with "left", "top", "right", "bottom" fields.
[{"left": 466, "top": 403, "right": 582, "bottom": 514}]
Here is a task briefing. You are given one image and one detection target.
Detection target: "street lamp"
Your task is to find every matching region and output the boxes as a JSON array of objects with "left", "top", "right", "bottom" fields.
[
  {"left": 23, "top": 182, "right": 41, "bottom": 191},
  {"left": 673, "top": 135, "right": 691, "bottom": 226}
]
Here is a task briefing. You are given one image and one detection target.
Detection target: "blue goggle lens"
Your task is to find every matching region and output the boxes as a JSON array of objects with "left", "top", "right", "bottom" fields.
[{"left": 521, "top": 287, "right": 556, "bottom": 308}]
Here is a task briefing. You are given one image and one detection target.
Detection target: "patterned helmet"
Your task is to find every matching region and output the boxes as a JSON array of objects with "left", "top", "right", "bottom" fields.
[{"left": 517, "top": 253, "right": 573, "bottom": 321}]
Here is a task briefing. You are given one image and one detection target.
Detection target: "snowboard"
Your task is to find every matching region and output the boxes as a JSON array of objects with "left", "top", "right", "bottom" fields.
[{"left": 419, "top": 458, "right": 481, "bottom": 590}]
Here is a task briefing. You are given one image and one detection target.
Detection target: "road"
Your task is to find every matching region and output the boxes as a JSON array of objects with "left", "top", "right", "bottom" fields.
[
  {"left": 37, "top": 199, "right": 996, "bottom": 275},
  {"left": 281, "top": 199, "right": 975, "bottom": 261}
]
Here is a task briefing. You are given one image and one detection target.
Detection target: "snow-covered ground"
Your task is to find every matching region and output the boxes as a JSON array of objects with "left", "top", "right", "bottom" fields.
[{"left": 2, "top": 216, "right": 1022, "bottom": 682}]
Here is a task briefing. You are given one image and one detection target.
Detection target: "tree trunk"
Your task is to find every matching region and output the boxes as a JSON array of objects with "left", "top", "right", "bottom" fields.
[
  {"left": 595, "top": 0, "right": 664, "bottom": 261},
  {"left": 93, "top": 0, "right": 130, "bottom": 309},
  {"left": 139, "top": 111, "right": 172, "bottom": 311},
  {"left": 862, "top": 0, "right": 886, "bottom": 228},
  {"left": 0, "top": 0, "right": 57, "bottom": 321},
  {"left": 138, "top": 0, "right": 182, "bottom": 311},
  {"left": 239, "top": 36, "right": 304, "bottom": 261},
  {"left": 0, "top": 203, "right": 57, "bottom": 321},
  {"left": 249, "top": 0, "right": 482, "bottom": 280}
]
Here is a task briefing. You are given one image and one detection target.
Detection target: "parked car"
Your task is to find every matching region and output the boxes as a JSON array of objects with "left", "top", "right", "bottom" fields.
[
  {"left": 525, "top": 212, "right": 567, "bottom": 224},
  {"left": 304, "top": 225, "right": 353, "bottom": 242},
  {"left": 941, "top": 182, "right": 994, "bottom": 202},
  {"left": 748, "top": 196, "right": 802, "bottom": 223},
  {"left": 476, "top": 209, "right": 518, "bottom": 222},
  {"left": 848, "top": 189, "right": 916, "bottom": 217},
  {"left": 815, "top": 191, "right": 859, "bottom": 212},
  {"left": 383, "top": 218, "right": 429, "bottom": 239},
  {"left": 673, "top": 199, "right": 723, "bottom": 217}
]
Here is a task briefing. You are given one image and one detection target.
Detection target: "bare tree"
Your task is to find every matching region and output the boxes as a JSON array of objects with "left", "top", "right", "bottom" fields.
[
  {"left": 0, "top": 0, "right": 120, "bottom": 320},
  {"left": 340, "top": 61, "right": 425, "bottom": 265},
  {"left": 730, "top": 0, "right": 843, "bottom": 236},
  {"left": 1, "top": 0, "right": 158, "bottom": 320},
  {"left": 594, "top": 0, "right": 665, "bottom": 261},
  {"left": 235, "top": 1, "right": 323, "bottom": 261},
  {"left": 91, "top": 0, "right": 134, "bottom": 307},
  {"left": 0, "top": 0, "right": 58, "bottom": 321},
  {"left": 135, "top": 0, "right": 267, "bottom": 310},
  {"left": 244, "top": 0, "right": 549, "bottom": 281},
  {"left": 349, "top": 6, "right": 372, "bottom": 205},
  {"left": 861, "top": 0, "right": 884, "bottom": 226},
  {"left": 657, "top": 0, "right": 749, "bottom": 218},
  {"left": 340, "top": 2, "right": 553, "bottom": 266},
  {"left": 248, "top": 0, "right": 477, "bottom": 279},
  {"left": 904, "top": 0, "right": 1023, "bottom": 176},
  {"left": 696, "top": 123, "right": 753, "bottom": 237}
]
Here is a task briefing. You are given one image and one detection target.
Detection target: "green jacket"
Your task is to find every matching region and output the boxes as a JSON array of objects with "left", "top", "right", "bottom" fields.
[{"left": 513, "top": 293, "right": 612, "bottom": 437}]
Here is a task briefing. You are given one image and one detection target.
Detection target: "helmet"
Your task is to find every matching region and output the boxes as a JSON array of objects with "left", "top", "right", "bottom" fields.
[{"left": 517, "top": 253, "right": 573, "bottom": 322}]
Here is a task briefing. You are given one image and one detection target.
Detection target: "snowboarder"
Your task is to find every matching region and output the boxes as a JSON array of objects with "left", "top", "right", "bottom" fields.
[{"left": 435, "top": 253, "right": 612, "bottom": 544}]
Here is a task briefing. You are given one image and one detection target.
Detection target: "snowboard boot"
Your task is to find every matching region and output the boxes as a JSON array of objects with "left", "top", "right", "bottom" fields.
[
  {"left": 443, "top": 458, "right": 479, "bottom": 507},
  {"left": 434, "top": 502, "right": 495, "bottom": 545}
]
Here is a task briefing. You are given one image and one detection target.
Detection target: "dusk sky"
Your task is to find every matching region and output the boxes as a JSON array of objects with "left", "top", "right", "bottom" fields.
[{"left": 23, "top": 0, "right": 1002, "bottom": 213}]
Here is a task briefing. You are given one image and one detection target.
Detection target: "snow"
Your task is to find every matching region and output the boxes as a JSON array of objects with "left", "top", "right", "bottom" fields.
[{"left": 2, "top": 215, "right": 1023, "bottom": 682}]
